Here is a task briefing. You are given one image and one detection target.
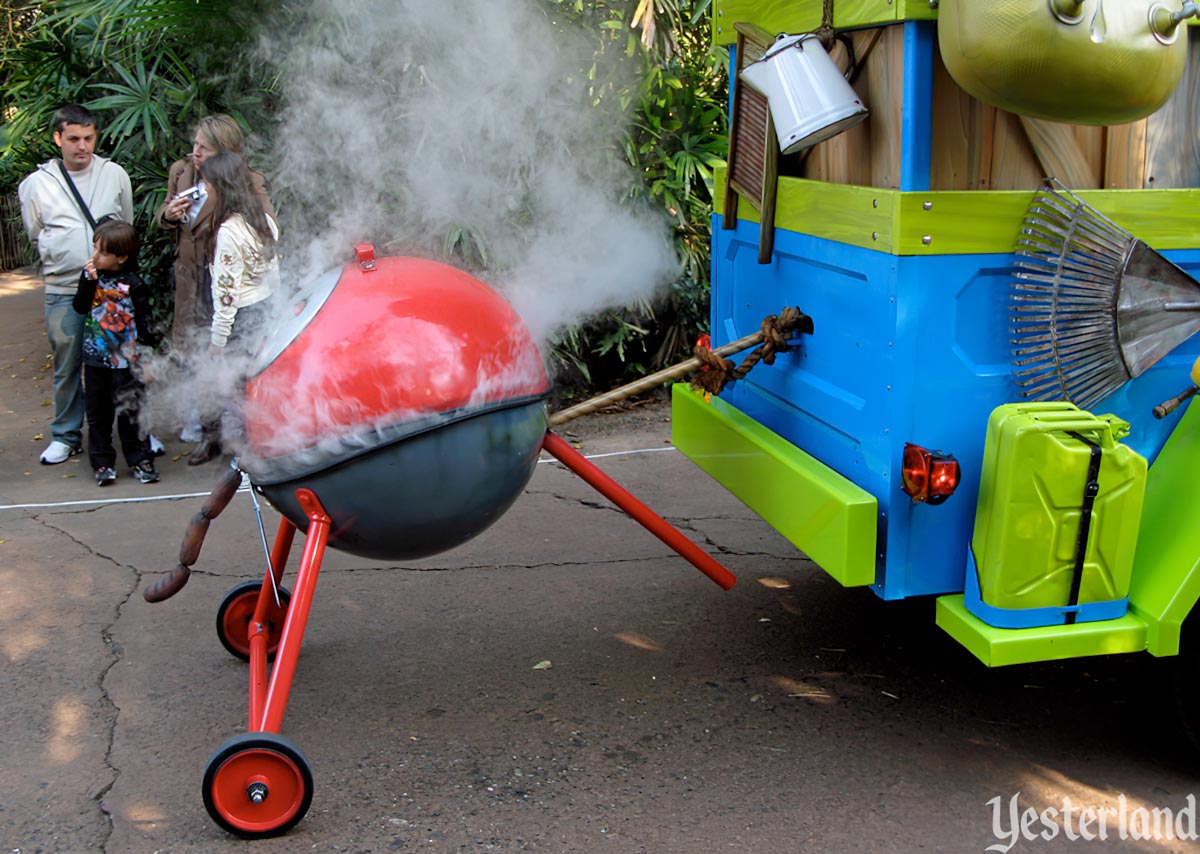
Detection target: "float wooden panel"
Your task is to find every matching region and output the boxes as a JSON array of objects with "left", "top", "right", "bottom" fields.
[
  {"left": 716, "top": 5, "right": 1200, "bottom": 196},
  {"left": 1145, "top": 34, "right": 1200, "bottom": 189},
  {"left": 1104, "top": 121, "right": 1148, "bottom": 189},
  {"left": 930, "top": 36, "right": 997, "bottom": 190},
  {"left": 799, "top": 25, "right": 903, "bottom": 189}
]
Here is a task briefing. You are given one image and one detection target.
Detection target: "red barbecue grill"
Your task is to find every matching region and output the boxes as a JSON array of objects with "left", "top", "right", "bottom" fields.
[{"left": 147, "top": 247, "right": 736, "bottom": 838}]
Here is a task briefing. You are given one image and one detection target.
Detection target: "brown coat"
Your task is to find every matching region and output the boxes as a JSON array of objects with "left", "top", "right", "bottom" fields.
[{"left": 157, "top": 157, "right": 275, "bottom": 355}]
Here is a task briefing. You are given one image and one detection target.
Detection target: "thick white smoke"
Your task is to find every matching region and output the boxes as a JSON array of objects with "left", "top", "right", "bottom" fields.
[
  {"left": 265, "top": 0, "right": 680, "bottom": 343},
  {"left": 146, "top": 0, "right": 681, "bottom": 461}
]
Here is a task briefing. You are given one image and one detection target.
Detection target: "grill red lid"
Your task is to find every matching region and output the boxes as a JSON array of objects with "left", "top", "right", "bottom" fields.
[{"left": 244, "top": 255, "right": 549, "bottom": 471}]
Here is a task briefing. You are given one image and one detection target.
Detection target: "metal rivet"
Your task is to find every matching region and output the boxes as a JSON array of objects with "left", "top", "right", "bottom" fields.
[
  {"left": 872, "top": 231, "right": 879, "bottom": 240},
  {"left": 922, "top": 235, "right": 932, "bottom": 245},
  {"left": 872, "top": 199, "right": 879, "bottom": 208},
  {"left": 923, "top": 201, "right": 933, "bottom": 211},
  {"left": 930, "top": 0, "right": 938, "bottom": 7}
]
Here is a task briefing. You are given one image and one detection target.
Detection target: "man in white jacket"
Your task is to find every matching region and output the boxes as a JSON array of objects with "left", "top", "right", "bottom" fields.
[{"left": 19, "top": 105, "right": 133, "bottom": 464}]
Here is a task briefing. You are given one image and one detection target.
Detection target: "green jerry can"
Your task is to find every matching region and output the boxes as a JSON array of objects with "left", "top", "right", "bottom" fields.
[{"left": 967, "top": 402, "right": 1148, "bottom": 628}]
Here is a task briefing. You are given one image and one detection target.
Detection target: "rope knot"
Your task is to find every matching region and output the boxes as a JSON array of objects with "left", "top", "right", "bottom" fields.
[{"left": 690, "top": 307, "right": 812, "bottom": 396}]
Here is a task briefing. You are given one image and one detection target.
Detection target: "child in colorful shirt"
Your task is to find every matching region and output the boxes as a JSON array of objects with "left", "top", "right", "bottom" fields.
[{"left": 72, "top": 219, "right": 160, "bottom": 485}]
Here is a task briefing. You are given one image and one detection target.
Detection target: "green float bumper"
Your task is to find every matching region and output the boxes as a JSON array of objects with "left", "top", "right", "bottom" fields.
[
  {"left": 673, "top": 384, "right": 1200, "bottom": 667},
  {"left": 671, "top": 384, "right": 878, "bottom": 587},
  {"left": 935, "top": 596, "right": 1149, "bottom": 667}
]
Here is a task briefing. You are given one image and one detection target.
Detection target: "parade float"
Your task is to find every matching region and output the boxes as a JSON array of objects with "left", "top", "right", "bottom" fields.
[{"left": 675, "top": 0, "right": 1200, "bottom": 672}]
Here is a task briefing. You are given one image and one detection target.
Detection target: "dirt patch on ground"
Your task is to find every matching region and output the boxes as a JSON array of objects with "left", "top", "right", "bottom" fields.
[{"left": 547, "top": 386, "right": 675, "bottom": 452}]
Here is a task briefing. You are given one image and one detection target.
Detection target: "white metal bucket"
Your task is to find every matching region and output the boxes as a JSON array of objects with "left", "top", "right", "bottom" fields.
[{"left": 739, "top": 33, "right": 868, "bottom": 155}]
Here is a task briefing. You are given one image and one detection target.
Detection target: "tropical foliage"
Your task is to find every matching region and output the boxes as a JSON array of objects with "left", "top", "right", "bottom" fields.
[
  {"left": 0, "top": 0, "right": 278, "bottom": 332},
  {"left": 543, "top": 0, "right": 727, "bottom": 388},
  {"left": 0, "top": 0, "right": 726, "bottom": 391}
]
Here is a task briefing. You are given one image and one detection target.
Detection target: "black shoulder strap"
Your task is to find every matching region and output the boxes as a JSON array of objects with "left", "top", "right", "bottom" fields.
[
  {"left": 57, "top": 160, "right": 97, "bottom": 229},
  {"left": 1064, "top": 430, "right": 1103, "bottom": 625}
]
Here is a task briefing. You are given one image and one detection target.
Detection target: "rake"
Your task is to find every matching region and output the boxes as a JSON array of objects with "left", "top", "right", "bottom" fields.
[{"left": 1010, "top": 180, "right": 1200, "bottom": 410}]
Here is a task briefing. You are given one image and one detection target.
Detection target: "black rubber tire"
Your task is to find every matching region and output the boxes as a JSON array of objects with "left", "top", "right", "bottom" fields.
[
  {"left": 215, "top": 580, "right": 291, "bottom": 661},
  {"left": 202, "top": 732, "right": 314, "bottom": 838}
]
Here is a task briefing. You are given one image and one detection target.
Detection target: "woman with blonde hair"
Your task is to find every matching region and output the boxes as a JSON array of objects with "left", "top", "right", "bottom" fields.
[{"left": 157, "top": 114, "right": 274, "bottom": 463}]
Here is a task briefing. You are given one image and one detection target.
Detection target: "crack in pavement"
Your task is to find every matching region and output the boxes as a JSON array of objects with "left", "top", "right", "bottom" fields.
[{"left": 32, "top": 514, "right": 143, "bottom": 853}]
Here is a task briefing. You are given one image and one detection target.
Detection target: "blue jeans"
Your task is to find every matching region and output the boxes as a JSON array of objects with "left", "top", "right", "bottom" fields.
[{"left": 44, "top": 293, "right": 85, "bottom": 448}]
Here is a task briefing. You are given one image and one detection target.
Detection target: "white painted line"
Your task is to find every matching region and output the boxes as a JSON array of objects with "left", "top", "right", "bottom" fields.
[
  {"left": 0, "top": 446, "right": 680, "bottom": 511},
  {"left": 537, "top": 446, "right": 677, "bottom": 463},
  {"left": 0, "top": 487, "right": 252, "bottom": 511}
]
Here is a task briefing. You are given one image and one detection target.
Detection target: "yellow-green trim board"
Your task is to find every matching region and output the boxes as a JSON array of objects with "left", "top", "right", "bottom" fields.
[
  {"left": 711, "top": 0, "right": 1195, "bottom": 45},
  {"left": 712, "top": 0, "right": 935, "bottom": 45},
  {"left": 671, "top": 384, "right": 878, "bottom": 587},
  {"left": 715, "top": 166, "right": 1200, "bottom": 255}
]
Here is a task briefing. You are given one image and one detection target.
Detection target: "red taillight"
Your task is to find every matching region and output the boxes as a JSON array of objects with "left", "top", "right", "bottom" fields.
[{"left": 901, "top": 443, "right": 960, "bottom": 505}]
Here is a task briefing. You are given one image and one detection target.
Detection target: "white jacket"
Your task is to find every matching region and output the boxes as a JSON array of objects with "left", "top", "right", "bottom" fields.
[
  {"left": 210, "top": 213, "right": 280, "bottom": 347},
  {"left": 18, "top": 155, "right": 133, "bottom": 294}
]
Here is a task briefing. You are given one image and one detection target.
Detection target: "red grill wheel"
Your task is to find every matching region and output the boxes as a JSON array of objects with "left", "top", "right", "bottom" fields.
[{"left": 203, "top": 732, "right": 313, "bottom": 838}]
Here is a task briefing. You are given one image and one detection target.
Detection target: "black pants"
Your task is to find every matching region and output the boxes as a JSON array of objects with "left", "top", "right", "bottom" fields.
[{"left": 84, "top": 364, "right": 150, "bottom": 469}]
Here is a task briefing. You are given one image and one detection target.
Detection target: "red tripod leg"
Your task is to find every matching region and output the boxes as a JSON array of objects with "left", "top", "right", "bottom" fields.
[
  {"left": 255, "top": 488, "right": 333, "bottom": 734},
  {"left": 249, "top": 516, "right": 299, "bottom": 729},
  {"left": 541, "top": 431, "right": 736, "bottom": 590}
]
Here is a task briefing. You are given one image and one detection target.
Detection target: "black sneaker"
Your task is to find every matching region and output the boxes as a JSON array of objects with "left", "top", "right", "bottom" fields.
[
  {"left": 132, "top": 460, "right": 160, "bottom": 484},
  {"left": 95, "top": 467, "right": 117, "bottom": 486}
]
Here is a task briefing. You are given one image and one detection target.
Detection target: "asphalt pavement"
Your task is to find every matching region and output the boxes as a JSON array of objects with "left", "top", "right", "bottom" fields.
[{"left": 1, "top": 265, "right": 1197, "bottom": 854}]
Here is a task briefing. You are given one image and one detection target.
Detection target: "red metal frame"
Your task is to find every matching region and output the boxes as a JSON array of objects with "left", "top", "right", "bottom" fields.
[
  {"left": 238, "top": 438, "right": 732, "bottom": 761},
  {"left": 247, "top": 488, "right": 332, "bottom": 734},
  {"left": 541, "top": 431, "right": 737, "bottom": 590}
]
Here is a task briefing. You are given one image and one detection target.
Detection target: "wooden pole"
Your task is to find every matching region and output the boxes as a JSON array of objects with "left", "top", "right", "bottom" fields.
[{"left": 547, "top": 329, "right": 767, "bottom": 427}]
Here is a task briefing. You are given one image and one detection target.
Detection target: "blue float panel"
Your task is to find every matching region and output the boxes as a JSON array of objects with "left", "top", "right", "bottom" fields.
[{"left": 709, "top": 215, "right": 1200, "bottom": 601}]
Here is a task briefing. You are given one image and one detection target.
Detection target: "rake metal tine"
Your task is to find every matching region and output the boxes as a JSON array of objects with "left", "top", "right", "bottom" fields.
[
  {"left": 1071, "top": 372, "right": 1129, "bottom": 408},
  {"left": 1010, "top": 331, "right": 1119, "bottom": 354},
  {"left": 1015, "top": 240, "right": 1126, "bottom": 274},
  {"left": 1014, "top": 252, "right": 1124, "bottom": 280},
  {"left": 1021, "top": 217, "right": 1131, "bottom": 259}
]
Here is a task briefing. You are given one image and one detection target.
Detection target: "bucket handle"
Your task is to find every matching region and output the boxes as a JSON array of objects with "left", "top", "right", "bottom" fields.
[
  {"left": 1030, "top": 418, "right": 1120, "bottom": 450},
  {"left": 772, "top": 31, "right": 860, "bottom": 84}
]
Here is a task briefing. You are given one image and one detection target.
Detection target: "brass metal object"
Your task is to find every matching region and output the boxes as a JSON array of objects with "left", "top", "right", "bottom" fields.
[{"left": 938, "top": 0, "right": 1189, "bottom": 124}]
